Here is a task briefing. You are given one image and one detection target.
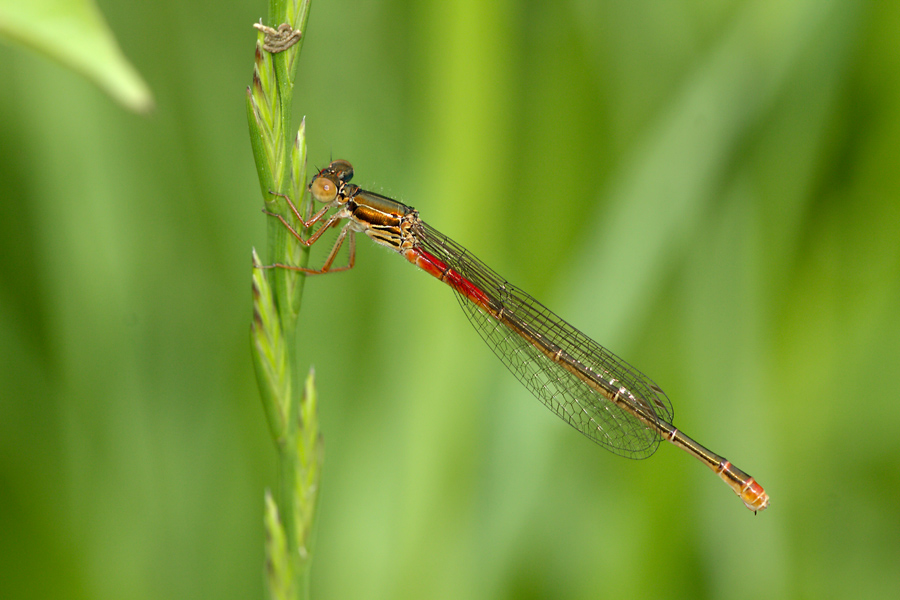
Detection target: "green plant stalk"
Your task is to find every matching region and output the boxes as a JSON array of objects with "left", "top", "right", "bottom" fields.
[{"left": 247, "top": 1, "right": 320, "bottom": 599}]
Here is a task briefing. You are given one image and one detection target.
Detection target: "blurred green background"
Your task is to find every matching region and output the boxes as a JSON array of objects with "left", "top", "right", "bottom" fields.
[{"left": 2, "top": 0, "right": 899, "bottom": 598}]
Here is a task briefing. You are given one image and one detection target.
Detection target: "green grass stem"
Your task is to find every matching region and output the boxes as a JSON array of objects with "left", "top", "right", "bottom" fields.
[{"left": 247, "top": 2, "right": 321, "bottom": 599}]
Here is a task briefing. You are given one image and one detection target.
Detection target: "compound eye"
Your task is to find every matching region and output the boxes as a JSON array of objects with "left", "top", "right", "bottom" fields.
[
  {"left": 309, "top": 176, "right": 338, "bottom": 203},
  {"left": 328, "top": 160, "right": 354, "bottom": 183}
]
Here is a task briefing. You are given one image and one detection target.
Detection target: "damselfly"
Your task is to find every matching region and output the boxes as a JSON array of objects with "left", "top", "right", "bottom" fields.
[{"left": 265, "top": 160, "right": 769, "bottom": 512}]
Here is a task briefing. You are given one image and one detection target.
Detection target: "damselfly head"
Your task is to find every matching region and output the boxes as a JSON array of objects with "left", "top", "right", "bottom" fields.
[{"left": 309, "top": 160, "right": 355, "bottom": 203}]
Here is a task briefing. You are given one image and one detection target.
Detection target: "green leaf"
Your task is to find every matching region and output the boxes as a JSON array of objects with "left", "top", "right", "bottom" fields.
[{"left": 0, "top": 0, "right": 154, "bottom": 112}]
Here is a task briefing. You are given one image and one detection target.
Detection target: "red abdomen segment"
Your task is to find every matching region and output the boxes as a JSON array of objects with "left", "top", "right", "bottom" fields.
[{"left": 402, "top": 248, "right": 492, "bottom": 310}]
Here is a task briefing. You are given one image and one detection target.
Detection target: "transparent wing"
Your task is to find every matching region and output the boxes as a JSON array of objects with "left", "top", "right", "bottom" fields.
[{"left": 415, "top": 221, "right": 672, "bottom": 459}]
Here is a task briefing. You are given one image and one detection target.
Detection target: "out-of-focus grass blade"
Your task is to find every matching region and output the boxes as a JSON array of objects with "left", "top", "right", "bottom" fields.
[
  {"left": 565, "top": 0, "right": 843, "bottom": 341},
  {"left": 0, "top": 0, "right": 154, "bottom": 112}
]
